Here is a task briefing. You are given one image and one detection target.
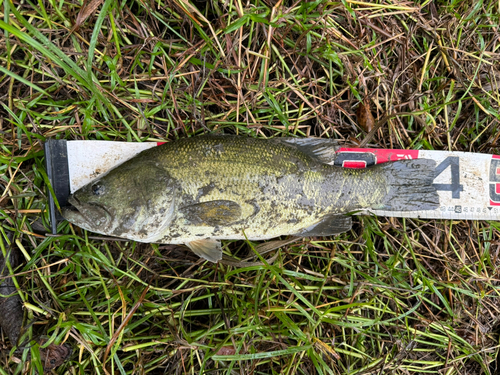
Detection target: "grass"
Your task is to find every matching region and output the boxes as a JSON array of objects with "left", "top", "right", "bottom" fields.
[{"left": 1, "top": 0, "right": 500, "bottom": 373}]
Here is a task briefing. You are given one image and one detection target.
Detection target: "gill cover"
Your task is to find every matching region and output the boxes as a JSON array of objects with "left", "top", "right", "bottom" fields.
[{"left": 64, "top": 160, "right": 177, "bottom": 241}]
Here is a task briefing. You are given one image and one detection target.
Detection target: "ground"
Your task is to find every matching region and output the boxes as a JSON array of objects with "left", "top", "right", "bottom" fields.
[{"left": 0, "top": 0, "right": 500, "bottom": 374}]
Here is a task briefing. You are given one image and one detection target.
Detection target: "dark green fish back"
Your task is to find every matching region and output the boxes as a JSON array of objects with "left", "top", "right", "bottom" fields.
[{"left": 147, "top": 135, "right": 315, "bottom": 177}]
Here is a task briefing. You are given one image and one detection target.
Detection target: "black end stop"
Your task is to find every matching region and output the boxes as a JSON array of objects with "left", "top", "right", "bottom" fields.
[{"left": 44, "top": 139, "right": 70, "bottom": 235}]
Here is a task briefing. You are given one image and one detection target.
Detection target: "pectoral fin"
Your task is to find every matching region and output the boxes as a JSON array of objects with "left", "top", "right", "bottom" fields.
[
  {"left": 186, "top": 239, "right": 222, "bottom": 262},
  {"left": 295, "top": 215, "right": 352, "bottom": 237},
  {"left": 180, "top": 200, "right": 241, "bottom": 226}
]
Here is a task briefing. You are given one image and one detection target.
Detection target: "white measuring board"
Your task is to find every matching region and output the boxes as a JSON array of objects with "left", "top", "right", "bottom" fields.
[
  {"left": 65, "top": 140, "right": 500, "bottom": 221},
  {"left": 67, "top": 141, "right": 157, "bottom": 193},
  {"left": 335, "top": 147, "right": 500, "bottom": 220}
]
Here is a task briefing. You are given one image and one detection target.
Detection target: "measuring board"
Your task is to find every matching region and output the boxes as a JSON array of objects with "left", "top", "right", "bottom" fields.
[{"left": 44, "top": 139, "right": 500, "bottom": 234}]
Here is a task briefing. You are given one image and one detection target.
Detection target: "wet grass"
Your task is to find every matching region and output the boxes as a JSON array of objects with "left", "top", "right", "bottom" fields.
[{"left": 1, "top": 0, "right": 500, "bottom": 373}]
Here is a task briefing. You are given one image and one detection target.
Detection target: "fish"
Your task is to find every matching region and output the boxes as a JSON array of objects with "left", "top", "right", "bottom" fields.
[{"left": 62, "top": 135, "right": 439, "bottom": 262}]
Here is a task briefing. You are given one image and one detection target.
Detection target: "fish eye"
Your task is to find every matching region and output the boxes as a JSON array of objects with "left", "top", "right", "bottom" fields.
[{"left": 92, "top": 184, "right": 105, "bottom": 196}]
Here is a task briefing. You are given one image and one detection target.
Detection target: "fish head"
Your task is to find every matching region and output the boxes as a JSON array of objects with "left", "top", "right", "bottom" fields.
[{"left": 62, "top": 161, "right": 177, "bottom": 241}]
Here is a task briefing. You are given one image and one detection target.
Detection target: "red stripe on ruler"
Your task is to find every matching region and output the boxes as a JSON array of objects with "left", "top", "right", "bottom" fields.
[{"left": 337, "top": 148, "right": 420, "bottom": 165}]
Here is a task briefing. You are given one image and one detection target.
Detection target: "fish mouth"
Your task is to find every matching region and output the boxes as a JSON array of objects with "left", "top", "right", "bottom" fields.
[
  {"left": 61, "top": 196, "right": 83, "bottom": 221},
  {"left": 62, "top": 196, "right": 112, "bottom": 230}
]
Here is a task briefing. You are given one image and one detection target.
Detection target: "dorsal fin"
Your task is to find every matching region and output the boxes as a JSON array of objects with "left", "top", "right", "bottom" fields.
[{"left": 272, "top": 137, "right": 340, "bottom": 164}]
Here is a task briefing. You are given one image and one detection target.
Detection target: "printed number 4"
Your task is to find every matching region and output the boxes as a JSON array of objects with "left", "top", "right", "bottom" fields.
[{"left": 433, "top": 156, "right": 464, "bottom": 199}]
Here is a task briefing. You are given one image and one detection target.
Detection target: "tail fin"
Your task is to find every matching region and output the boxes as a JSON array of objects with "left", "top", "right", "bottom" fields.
[{"left": 377, "top": 159, "right": 439, "bottom": 211}]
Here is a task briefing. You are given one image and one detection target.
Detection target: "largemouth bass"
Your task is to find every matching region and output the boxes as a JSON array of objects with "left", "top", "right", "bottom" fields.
[{"left": 62, "top": 135, "right": 439, "bottom": 262}]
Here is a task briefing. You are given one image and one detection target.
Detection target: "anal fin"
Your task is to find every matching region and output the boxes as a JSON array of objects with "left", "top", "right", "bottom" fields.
[{"left": 294, "top": 215, "right": 352, "bottom": 237}]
